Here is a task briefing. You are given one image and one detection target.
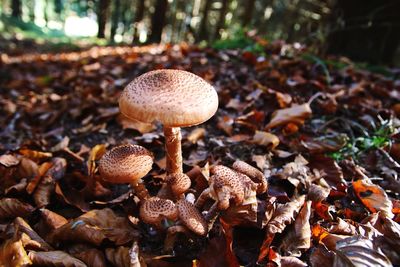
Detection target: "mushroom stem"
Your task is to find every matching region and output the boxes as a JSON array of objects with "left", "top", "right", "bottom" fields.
[
  {"left": 131, "top": 181, "right": 150, "bottom": 201},
  {"left": 164, "top": 127, "right": 183, "bottom": 174}
]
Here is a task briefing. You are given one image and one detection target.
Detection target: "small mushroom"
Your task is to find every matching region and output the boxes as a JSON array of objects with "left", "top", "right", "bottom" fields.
[
  {"left": 139, "top": 197, "right": 179, "bottom": 229},
  {"left": 232, "top": 160, "right": 268, "bottom": 194},
  {"left": 164, "top": 199, "right": 207, "bottom": 251},
  {"left": 98, "top": 144, "right": 153, "bottom": 200},
  {"left": 119, "top": 69, "right": 218, "bottom": 174},
  {"left": 166, "top": 173, "right": 191, "bottom": 198},
  {"left": 195, "top": 165, "right": 257, "bottom": 221}
]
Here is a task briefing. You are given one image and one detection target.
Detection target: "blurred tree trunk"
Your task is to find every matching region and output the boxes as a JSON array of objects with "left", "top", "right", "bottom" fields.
[
  {"left": 241, "top": 0, "right": 255, "bottom": 27},
  {"left": 11, "top": 0, "right": 22, "bottom": 18},
  {"left": 197, "top": 0, "right": 212, "bottom": 42},
  {"left": 149, "top": 0, "right": 168, "bottom": 43},
  {"left": 132, "top": 0, "right": 145, "bottom": 43},
  {"left": 110, "top": 0, "right": 121, "bottom": 42},
  {"left": 326, "top": 0, "right": 400, "bottom": 64},
  {"left": 214, "top": 0, "right": 229, "bottom": 40},
  {"left": 97, "top": 0, "right": 111, "bottom": 38},
  {"left": 27, "top": 0, "right": 35, "bottom": 21}
]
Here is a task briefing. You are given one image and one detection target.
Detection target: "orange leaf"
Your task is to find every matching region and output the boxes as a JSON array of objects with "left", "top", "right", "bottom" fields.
[{"left": 353, "top": 179, "right": 394, "bottom": 218}]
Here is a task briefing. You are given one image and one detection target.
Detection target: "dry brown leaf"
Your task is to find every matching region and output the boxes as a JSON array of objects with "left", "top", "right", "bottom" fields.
[
  {"left": 5, "top": 178, "right": 28, "bottom": 195},
  {"left": 105, "top": 242, "right": 142, "bottom": 267},
  {"left": 14, "top": 217, "right": 53, "bottom": 251},
  {"left": 33, "top": 175, "right": 55, "bottom": 207},
  {"left": 265, "top": 103, "right": 312, "bottom": 129},
  {"left": 40, "top": 208, "right": 68, "bottom": 230},
  {"left": 17, "top": 157, "right": 39, "bottom": 180},
  {"left": 307, "top": 184, "right": 330, "bottom": 202},
  {"left": 309, "top": 154, "right": 345, "bottom": 188},
  {"left": 87, "top": 144, "right": 106, "bottom": 177},
  {"left": 69, "top": 245, "right": 107, "bottom": 267},
  {"left": 279, "top": 200, "right": 312, "bottom": 256},
  {"left": 187, "top": 128, "right": 206, "bottom": 144},
  {"left": 28, "top": 251, "right": 87, "bottom": 267},
  {"left": 333, "top": 236, "right": 392, "bottom": 267},
  {"left": 252, "top": 131, "right": 279, "bottom": 149},
  {"left": 0, "top": 154, "right": 20, "bottom": 167},
  {"left": 117, "top": 113, "right": 156, "bottom": 133},
  {"left": 217, "top": 115, "right": 234, "bottom": 136},
  {"left": 309, "top": 245, "right": 335, "bottom": 267},
  {"left": 50, "top": 208, "right": 139, "bottom": 246},
  {"left": 0, "top": 198, "right": 35, "bottom": 220},
  {"left": 353, "top": 179, "right": 394, "bottom": 218},
  {"left": 0, "top": 237, "right": 31, "bottom": 267},
  {"left": 26, "top": 161, "right": 53, "bottom": 194},
  {"left": 19, "top": 148, "right": 52, "bottom": 160}
]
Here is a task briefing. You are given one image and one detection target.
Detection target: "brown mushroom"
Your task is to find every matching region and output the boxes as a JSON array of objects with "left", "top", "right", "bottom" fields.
[
  {"left": 119, "top": 69, "right": 218, "bottom": 174},
  {"left": 98, "top": 144, "right": 153, "bottom": 200},
  {"left": 232, "top": 160, "right": 268, "bottom": 194},
  {"left": 139, "top": 197, "right": 178, "bottom": 228},
  {"left": 164, "top": 199, "right": 207, "bottom": 251},
  {"left": 166, "top": 173, "right": 191, "bottom": 198},
  {"left": 195, "top": 165, "right": 257, "bottom": 221}
]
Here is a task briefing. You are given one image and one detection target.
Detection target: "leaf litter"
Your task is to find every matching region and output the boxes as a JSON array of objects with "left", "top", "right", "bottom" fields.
[{"left": 0, "top": 41, "right": 400, "bottom": 266}]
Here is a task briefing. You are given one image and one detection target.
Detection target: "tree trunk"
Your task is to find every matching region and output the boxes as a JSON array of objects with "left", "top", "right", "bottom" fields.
[
  {"left": 214, "top": 0, "right": 229, "bottom": 40},
  {"left": 148, "top": 0, "right": 168, "bottom": 43},
  {"left": 110, "top": 0, "right": 121, "bottom": 42},
  {"left": 241, "top": 0, "right": 255, "bottom": 27},
  {"left": 97, "top": 0, "right": 111, "bottom": 39},
  {"left": 11, "top": 0, "right": 22, "bottom": 18},
  {"left": 132, "top": 0, "right": 145, "bottom": 43},
  {"left": 326, "top": 0, "right": 400, "bottom": 64},
  {"left": 197, "top": 0, "right": 212, "bottom": 42}
]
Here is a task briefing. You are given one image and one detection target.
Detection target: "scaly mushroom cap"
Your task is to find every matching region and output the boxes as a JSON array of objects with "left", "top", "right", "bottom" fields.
[
  {"left": 99, "top": 144, "right": 153, "bottom": 184},
  {"left": 176, "top": 199, "right": 208, "bottom": 236},
  {"left": 140, "top": 197, "right": 179, "bottom": 226},
  {"left": 233, "top": 160, "right": 268, "bottom": 193},
  {"left": 210, "top": 165, "right": 245, "bottom": 207},
  {"left": 166, "top": 173, "right": 191, "bottom": 197},
  {"left": 119, "top": 69, "right": 219, "bottom": 127}
]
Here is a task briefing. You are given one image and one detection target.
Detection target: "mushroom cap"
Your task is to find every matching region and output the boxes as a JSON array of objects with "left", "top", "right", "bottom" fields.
[
  {"left": 119, "top": 69, "right": 219, "bottom": 127},
  {"left": 233, "top": 160, "right": 267, "bottom": 193},
  {"left": 166, "top": 173, "right": 191, "bottom": 196},
  {"left": 176, "top": 199, "right": 208, "bottom": 236},
  {"left": 98, "top": 144, "right": 153, "bottom": 184},
  {"left": 210, "top": 165, "right": 245, "bottom": 206},
  {"left": 140, "top": 197, "right": 179, "bottom": 226}
]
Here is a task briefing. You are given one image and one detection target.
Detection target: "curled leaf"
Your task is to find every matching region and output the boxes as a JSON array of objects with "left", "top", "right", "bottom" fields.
[
  {"left": 265, "top": 103, "right": 312, "bottom": 129},
  {"left": 14, "top": 217, "right": 53, "bottom": 251},
  {"left": 252, "top": 131, "right": 280, "bottom": 149},
  {"left": 0, "top": 198, "right": 34, "bottom": 220},
  {"left": 353, "top": 179, "right": 394, "bottom": 218},
  {"left": 28, "top": 251, "right": 86, "bottom": 267},
  {"left": 0, "top": 154, "right": 20, "bottom": 167},
  {"left": 105, "top": 242, "right": 142, "bottom": 267},
  {"left": 87, "top": 144, "right": 106, "bottom": 177},
  {"left": 0, "top": 237, "right": 32, "bottom": 267}
]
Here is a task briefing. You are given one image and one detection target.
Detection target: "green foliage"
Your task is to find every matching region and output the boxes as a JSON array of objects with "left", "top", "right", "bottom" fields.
[
  {"left": 212, "top": 29, "right": 266, "bottom": 55},
  {"left": 328, "top": 117, "right": 394, "bottom": 161}
]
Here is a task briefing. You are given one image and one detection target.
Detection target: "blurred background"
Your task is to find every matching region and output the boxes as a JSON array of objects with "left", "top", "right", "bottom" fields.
[{"left": 1, "top": 0, "right": 399, "bottom": 65}]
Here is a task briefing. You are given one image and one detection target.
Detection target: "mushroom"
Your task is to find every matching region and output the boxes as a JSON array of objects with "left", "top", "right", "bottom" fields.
[
  {"left": 139, "top": 197, "right": 179, "bottom": 228},
  {"left": 119, "top": 69, "right": 218, "bottom": 174},
  {"left": 164, "top": 199, "right": 208, "bottom": 252},
  {"left": 195, "top": 165, "right": 257, "bottom": 220},
  {"left": 98, "top": 144, "right": 153, "bottom": 200},
  {"left": 232, "top": 160, "right": 268, "bottom": 194},
  {"left": 158, "top": 173, "right": 191, "bottom": 200}
]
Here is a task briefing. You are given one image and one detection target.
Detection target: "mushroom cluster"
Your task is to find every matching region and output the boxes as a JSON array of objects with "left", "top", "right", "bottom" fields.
[
  {"left": 97, "top": 69, "right": 218, "bottom": 252},
  {"left": 196, "top": 160, "right": 268, "bottom": 221}
]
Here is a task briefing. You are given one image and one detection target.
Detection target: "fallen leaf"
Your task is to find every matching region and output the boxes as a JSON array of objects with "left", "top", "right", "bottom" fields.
[
  {"left": 265, "top": 103, "right": 312, "bottom": 129},
  {"left": 69, "top": 245, "right": 107, "bottom": 267},
  {"left": 50, "top": 208, "right": 139, "bottom": 246},
  {"left": 309, "top": 245, "right": 335, "bottom": 267},
  {"left": 252, "top": 131, "right": 280, "bottom": 149},
  {"left": 19, "top": 148, "right": 52, "bottom": 160},
  {"left": 353, "top": 179, "right": 394, "bottom": 218},
  {"left": 187, "top": 128, "right": 206, "bottom": 144},
  {"left": 105, "top": 242, "right": 143, "bottom": 267},
  {"left": 87, "top": 144, "right": 106, "bottom": 177},
  {"left": 14, "top": 217, "right": 53, "bottom": 251},
  {"left": 0, "top": 237, "right": 31, "bottom": 267},
  {"left": 0, "top": 198, "right": 35, "bottom": 220},
  {"left": 117, "top": 113, "right": 156, "bottom": 133},
  {"left": 279, "top": 200, "right": 312, "bottom": 256},
  {"left": 39, "top": 208, "right": 68, "bottom": 230},
  {"left": 28, "top": 251, "right": 86, "bottom": 267},
  {"left": 0, "top": 154, "right": 20, "bottom": 167},
  {"left": 334, "top": 236, "right": 392, "bottom": 267}
]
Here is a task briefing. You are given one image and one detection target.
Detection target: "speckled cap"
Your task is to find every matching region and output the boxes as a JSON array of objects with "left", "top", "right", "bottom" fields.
[
  {"left": 176, "top": 199, "right": 208, "bottom": 236},
  {"left": 140, "top": 197, "right": 179, "bottom": 226},
  {"left": 119, "top": 69, "right": 218, "bottom": 127},
  {"left": 98, "top": 144, "right": 153, "bottom": 184}
]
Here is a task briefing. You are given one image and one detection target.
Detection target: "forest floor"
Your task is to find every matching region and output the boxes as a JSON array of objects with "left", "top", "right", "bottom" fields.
[{"left": 0, "top": 40, "right": 400, "bottom": 267}]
